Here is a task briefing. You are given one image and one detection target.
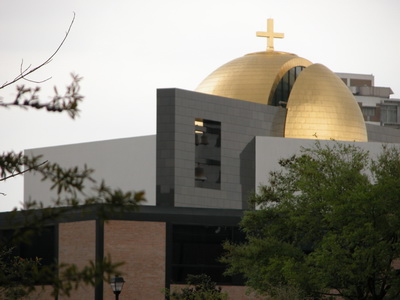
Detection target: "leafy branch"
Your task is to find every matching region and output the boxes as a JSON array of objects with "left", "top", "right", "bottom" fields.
[
  {"left": 0, "top": 12, "right": 146, "bottom": 298},
  {"left": 1, "top": 151, "right": 146, "bottom": 297},
  {"left": 0, "top": 13, "right": 75, "bottom": 89},
  {"left": 0, "top": 13, "right": 83, "bottom": 119},
  {"left": 0, "top": 247, "right": 125, "bottom": 299}
]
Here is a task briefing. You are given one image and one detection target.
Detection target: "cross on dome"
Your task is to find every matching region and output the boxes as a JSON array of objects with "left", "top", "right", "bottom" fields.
[{"left": 256, "top": 19, "right": 284, "bottom": 52}]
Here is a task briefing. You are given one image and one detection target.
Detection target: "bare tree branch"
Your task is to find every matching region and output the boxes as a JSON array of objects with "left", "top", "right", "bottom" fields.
[
  {"left": 0, "top": 13, "right": 83, "bottom": 118},
  {"left": 0, "top": 13, "right": 146, "bottom": 298},
  {"left": 0, "top": 12, "right": 75, "bottom": 90},
  {"left": 17, "top": 59, "right": 52, "bottom": 84}
]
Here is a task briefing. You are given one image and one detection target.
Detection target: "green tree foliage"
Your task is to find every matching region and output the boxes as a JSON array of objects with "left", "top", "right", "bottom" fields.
[
  {"left": 0, "top": 247, "right": 42, "bottom": 299},
  {"left": 222, "top": 141, "right": 400, "bottom": 300},
  {"left": 165, "top": 274, "right": 228, "bottom": 300},
  {"left": 0, "top": 14, "right": 145, "bottom": 299}
]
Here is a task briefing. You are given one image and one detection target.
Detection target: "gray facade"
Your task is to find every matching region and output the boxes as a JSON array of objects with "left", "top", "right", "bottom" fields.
[
  {"left": 24, "top": 135, "right": 156, "bottom": 206},
  {"left": 255, "top": 136, "right": 391, "bottom": 190},
  {"left": 155, "top": 88, "right": 400, "bottom": 210},
  {"left": 366, "top": 123, "right": 400, "bottom": 143},
  {"left": 156, "top": 88, "right": 286, "bottom": 209}
]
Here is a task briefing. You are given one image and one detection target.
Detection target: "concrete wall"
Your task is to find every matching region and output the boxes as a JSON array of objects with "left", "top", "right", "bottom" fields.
[
  {"left": 157, "top": 88, "right": 286, "bottom": 209},
  {"left": 255, "top": 136, "right": 394, "bottom": 191},
  {"left": 24, "top": 135, "right": 156, "bottom": 207},
  {"left": 367, "top": 123, "right": 400, "bottom": 143}
]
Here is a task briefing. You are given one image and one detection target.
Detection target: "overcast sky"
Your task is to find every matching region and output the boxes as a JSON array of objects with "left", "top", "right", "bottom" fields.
[{"left": 1, "top": 0, "right": 399, "bottom": 211}]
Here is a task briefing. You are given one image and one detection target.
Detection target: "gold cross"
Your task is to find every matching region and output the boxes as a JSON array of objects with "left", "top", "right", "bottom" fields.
[{"left": 256, "top": 19, "right": 284, "bottom": 52}]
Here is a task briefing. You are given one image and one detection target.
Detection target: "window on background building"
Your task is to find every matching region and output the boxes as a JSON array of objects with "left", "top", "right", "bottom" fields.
[
  {"left": 381, "top": 105, "right": 398, "bottom": 124},
  {"left": 194, "top": 119, "right": 221, "bottom": 189},
  {"left": 0, "top": 226, "right": 56, "bottom": 284},
  {"left": 361, "top": 106, "right": 376, "bottom": 121}
]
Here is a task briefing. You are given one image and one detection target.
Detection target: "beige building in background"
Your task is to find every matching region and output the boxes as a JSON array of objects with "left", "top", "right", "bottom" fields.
[{"left": 337, "top": 72, "right": 400, "bottom": 127}]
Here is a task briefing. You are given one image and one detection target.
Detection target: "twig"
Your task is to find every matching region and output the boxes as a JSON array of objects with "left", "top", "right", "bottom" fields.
[
  {"left": 0, "top": 160, "right": 48, "bottom": 182},
  {"left": 0, "top": 12, "right": 75, "bottom": 90}
]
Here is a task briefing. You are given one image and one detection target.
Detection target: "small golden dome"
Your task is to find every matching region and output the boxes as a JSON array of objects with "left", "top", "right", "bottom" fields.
[{"left": 285, "top": 63, "right": 367, "bottom": 142}]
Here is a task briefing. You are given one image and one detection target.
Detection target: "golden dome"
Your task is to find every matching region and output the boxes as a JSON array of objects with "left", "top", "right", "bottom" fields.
[
  {"left": 285, "top": 64, "right": 368, "bottom": 141},
  {"left": 196, "top": 51, "right": 368, "bottom": 142},
  {"left": 196, "top": 51, "right": 312, "bottom": 105}
]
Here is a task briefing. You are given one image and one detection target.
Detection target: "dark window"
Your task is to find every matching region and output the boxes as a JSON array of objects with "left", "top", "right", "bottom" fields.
[
  {"left": 361, "top": 106, "right": 376, "bottom": 121},
  {"left": 340, "top": 78, "right": 348, "bottom": 85},
  {"left": 271, "top": 66, "right": 305, "bottom": 107},
  {"left": 0, "top": 226, "right": 56, "bottom": 284},
  {"left": 195, "top": 119, "right": 221, "bottom": 189},
  {"left": 171, "top": 224, "right": 244, "bottom": 285},
  {"left": 381, "top": 105, "right": 398, "bottom": 124}
]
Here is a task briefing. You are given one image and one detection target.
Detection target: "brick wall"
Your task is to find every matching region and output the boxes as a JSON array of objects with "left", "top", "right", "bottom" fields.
[
  {"left": 104, "top": 220, "right": 166, "bottom": 300},
  {"left": 6, "top": 286, "right": 54, "bottom": 300},
  {"left": 58, "top": 220, "right": 96, "bottom": 299}
]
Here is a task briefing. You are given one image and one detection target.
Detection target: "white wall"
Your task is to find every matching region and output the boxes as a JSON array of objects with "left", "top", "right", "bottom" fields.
[
  {"left": 355, "top": 95, "right": 383, "bottom": 107},
  {"left": 255, "top": 137, "right": 390, "bottom": 191},
  {"left": 24, "top": 135, "right": 156, "bottom": 207}
]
